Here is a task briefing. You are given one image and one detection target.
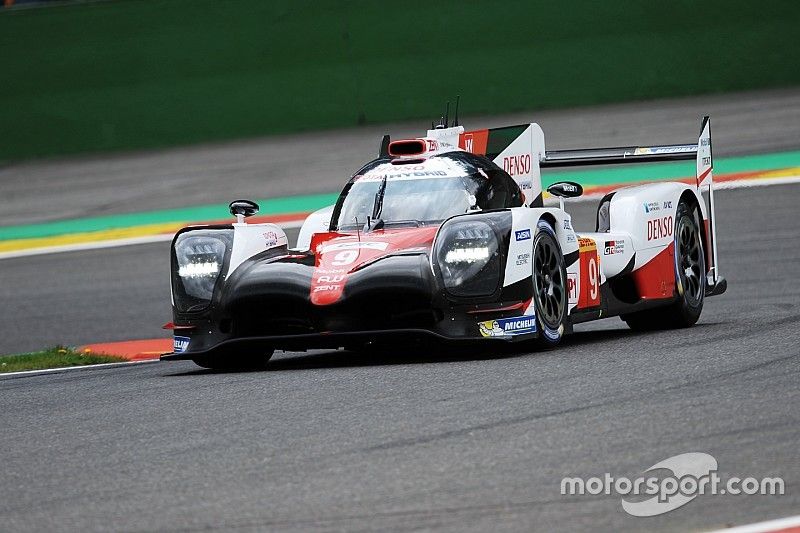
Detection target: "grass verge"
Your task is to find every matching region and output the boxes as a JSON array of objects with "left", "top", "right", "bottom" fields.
[{"left": 0, "top": 346, "right": 126, "bottom": 374}]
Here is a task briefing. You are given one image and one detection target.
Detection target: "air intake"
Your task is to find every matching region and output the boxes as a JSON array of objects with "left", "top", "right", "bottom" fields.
[{"left": 388, "top": 139, "right": 426, "bottom": 157}]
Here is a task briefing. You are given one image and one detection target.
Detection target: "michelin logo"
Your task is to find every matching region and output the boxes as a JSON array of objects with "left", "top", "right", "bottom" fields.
[
  {"left": 173, "top": 336, "right": 190, "bottom": 353},
  {"left": 515, "top": 229, "right": 531, "bottom": 241},
  {"left": 478, "top": 316, "right": 537, "bottom": 337}
]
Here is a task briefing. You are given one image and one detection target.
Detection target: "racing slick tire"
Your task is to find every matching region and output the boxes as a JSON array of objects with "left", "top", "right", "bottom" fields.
[
  {"left": 530, "top": 220, "right": 568, "bottom": 348},
  {"left": 192, "top": 349, "right": 274, "bottom": 371},
  {"left": 623, "top": 200, "right": 705, "bottom": 330}
]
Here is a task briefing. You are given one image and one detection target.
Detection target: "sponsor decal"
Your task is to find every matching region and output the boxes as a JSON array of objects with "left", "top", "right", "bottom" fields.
[
  {"left": 604, "top": 240, "right": 624, "bottom": 255},
  {"left": 567, "top": 272, "right": 578, "bottom": 305},
  {"left": 578, "top": 237, "right": 596, "bottom": 251},
  {"left": 321, "top": 241, "right": 389, "bottom": 253},
  {"left": 519, "top": 180, "right": 533, "bottom": 190},
  {"left": 563, "top": 219, "right": 572, "bottom": 230},
  {"left": 566, "top": 233, "right": 576, "bottom": 243},
  {"left": 515, "top": 252, "right": 530, "bottom": 266},
  {"left": 478, "top": 315, "right": 537, "bottom": 338},
  {"left": 316, "top": 274, "right": 345, "bottom": 283},
  {"left": 560, "top": 183, "right": 579, "bottom": 193},
  {"left": 173, "top": 336, "right": 190, "bottom": 353},
  {"left": 359, "top": 170, "right": 450, "bottom": 182},
  {"left": 503, "top": 154, "right": 531, "bottom": 176},
  {"left": 643, "top": 201, "right": 660, "bottom": 213},
  {"left": 313, "top": 285, "right": 341, "bottom": 293},
  {"left": 515, "top": 229, "right": 531, "bottom": 241},
  {"left": 263, "top": 230, "right": 279, "bottom": 248},
  {"left": 314, "top": 268, "right": 347, "bottom": 275},
  {"left": 647, "top": 216, "right": 674, "bottom": 241},
  {"left": 634, "top": 145, "right": 695, "bottom": 156},
  {"left": 425, "top": 139, "right": 439, "bottom": 151},
  {"left": 663, "top": 200, "right": 673, "bottom": 209},
  {"left": 463, "top": 133, "right": 474, "bottom": 152}
]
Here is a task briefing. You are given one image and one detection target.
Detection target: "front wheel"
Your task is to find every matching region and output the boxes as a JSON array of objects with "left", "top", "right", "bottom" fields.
[
  {"left": 530, "top": 220, "right": 568, "bottom": 348},
  {"left": 623, "top": 200, "right": 705, "bottom": 330}
]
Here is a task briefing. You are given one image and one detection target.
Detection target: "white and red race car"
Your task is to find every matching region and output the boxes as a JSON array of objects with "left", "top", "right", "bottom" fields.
[{"left": 163, "top": 117, "right": 726, "bottom": 369}]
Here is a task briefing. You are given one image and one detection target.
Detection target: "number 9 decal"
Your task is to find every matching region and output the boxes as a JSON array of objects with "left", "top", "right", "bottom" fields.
[
  {"left": 332, "top": 250, "right": 358, "bottom": 266},
  {"left": 588, "top": 255, "right": 599, "bottom": 302}
]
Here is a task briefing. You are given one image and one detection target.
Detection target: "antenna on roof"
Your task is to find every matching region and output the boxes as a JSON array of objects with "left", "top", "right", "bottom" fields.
[
  {"left": 444, "top": 101, "right": 450, "bottom": 128},
  {"left": 453, "top": 95, "right": 460, "bottom": 127},
  {"left": 379, "top": 134, "right": 390, "bottom": 157}
]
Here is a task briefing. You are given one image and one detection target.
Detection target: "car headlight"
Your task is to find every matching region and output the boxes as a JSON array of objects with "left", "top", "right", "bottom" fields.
[
  {"left": 171, "top": 230, "right": 232, "bottom": 313},
  {"left": 434, "top": 216, "right": 506, "bottom": 297}
]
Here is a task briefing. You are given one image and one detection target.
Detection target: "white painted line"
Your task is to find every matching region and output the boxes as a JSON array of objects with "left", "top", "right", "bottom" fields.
[
  {"left": 0, "top": 358, "right": 159, "bottom": 379},
  {"left": 0, "top": 233, "right": 174, "bottom": 260},
  {"left": 0, "top": 218, "right": 306, "bottom": 260},
  {"left": 713, "top": 175, "right": 800, "bottom": 189},
  {"left": 706, "top": 514, "right": 800, "bottom": 533}
]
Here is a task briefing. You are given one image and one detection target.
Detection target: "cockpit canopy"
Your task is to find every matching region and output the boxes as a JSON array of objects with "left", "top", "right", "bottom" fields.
[{"left": 331, "top": 152, "right": 523, "bottom": 231}]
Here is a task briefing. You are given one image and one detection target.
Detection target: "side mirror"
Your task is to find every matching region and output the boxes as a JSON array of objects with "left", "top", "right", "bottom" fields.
[
  {"left": 547, "top": 181, "right": 583, "bottom": 198},
  {"left": 229, "top": 199, "right": 259, "bottom": 223}
]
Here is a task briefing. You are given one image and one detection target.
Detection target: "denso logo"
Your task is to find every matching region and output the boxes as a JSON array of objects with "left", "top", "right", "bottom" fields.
[
  {"left": 503, "top": 154, "right": 531, "bottom": 176},
  {"left": 515, "top": 229, "right": 531, "bottom": 241},
  {"left": 647, "top": 216, "right": 673, "bottom": 241}
]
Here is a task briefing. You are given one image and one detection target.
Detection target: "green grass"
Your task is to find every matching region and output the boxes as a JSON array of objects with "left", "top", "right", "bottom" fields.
[
  {"left": 2, "top": 0, "right": 800, "bottom": 161},
  {"left": 0, "top": 346, "right": 126, "bottom": 373}
]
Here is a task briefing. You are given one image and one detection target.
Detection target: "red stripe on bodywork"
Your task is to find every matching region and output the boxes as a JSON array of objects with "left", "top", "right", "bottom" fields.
[
  {"left": 696, "top": 167, "right": 713, "bottom": 187},
  {"left": 309, "top": 226, "right": 438, "bottom": 306},
  {"left": 632, "top": 242, "right": 675, "bottom": 299},
  {"left": 459, "top": 129, "right": 489, "bottom": 156}
]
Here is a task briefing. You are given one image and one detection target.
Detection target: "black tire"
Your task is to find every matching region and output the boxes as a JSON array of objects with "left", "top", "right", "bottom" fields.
[
  {"left": 623, "top": 200, "right": 705, "bottom": 330},
  {"left": 530, "top": 220, "right": 568, "bottom": 348},
  {"left": 192, "top": 349, "right": 274, "bottom": 371}
]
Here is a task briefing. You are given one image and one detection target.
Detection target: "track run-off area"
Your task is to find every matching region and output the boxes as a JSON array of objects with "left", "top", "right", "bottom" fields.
[{"left": 1, "top": 89, "right": 799, "bottom": 532}]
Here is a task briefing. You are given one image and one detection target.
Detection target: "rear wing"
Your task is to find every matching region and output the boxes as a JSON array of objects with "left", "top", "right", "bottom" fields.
[{"left": 538, "top": 117, "right": 719, "bottom": 288}]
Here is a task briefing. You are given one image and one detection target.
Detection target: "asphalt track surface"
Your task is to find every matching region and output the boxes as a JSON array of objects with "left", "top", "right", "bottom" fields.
[{"left": 1, "top": 91, "right": 800, "bottom": 532}]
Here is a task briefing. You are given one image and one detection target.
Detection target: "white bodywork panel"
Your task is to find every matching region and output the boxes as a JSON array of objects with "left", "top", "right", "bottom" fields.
[
  {"left": 296, "top": 205, "right": 335, "bottom": 251},
  {"left": 227, "top": 222, "right": 288, "bottom": 276},
  {"left": 607, "top": 182, "right": 706, "bottom": 268}
]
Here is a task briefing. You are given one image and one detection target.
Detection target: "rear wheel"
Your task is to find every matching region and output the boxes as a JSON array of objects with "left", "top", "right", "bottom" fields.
[
  {"left": 623, "top": 200, "right": 705, "bottom": 330},
  {"left": 531, "top": 220, "right": 567, "bottom": 348},
  {"left": 192, "top": 349, "right": 274, "bottom": 371}
]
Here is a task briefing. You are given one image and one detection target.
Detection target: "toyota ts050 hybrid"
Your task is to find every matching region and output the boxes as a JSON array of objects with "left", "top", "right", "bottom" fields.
[{"left": 162, "top": 116, "right": 727, "bottom": 369}]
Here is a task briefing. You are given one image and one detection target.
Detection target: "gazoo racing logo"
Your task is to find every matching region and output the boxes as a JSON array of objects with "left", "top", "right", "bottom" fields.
[
  {"left": 647, "top": 216, "right": 673, "bottom": 241},
  {"left": 478, "top": 316, "right": 537, "bottom": 337},
  {"left": 604, "top": 240, "right": 624, "bottom": 255}
]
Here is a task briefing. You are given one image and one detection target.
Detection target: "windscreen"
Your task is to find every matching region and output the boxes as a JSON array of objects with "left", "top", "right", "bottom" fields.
[{"left": 333, "top": 158, "right": 483, "bottom": 230}]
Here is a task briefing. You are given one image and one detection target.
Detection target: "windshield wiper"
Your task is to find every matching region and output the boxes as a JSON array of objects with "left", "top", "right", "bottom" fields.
[{"left": 367, "top": 174, "right": 388, "bottom": 231}]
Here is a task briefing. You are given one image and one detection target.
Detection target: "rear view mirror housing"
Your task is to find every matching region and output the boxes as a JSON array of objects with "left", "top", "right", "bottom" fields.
[
  {"left": 229, "top": 199, "right": 259, "bottom": 223},
  {"left": 547, "top": 182, "right": 583, "bottom": 198}
]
